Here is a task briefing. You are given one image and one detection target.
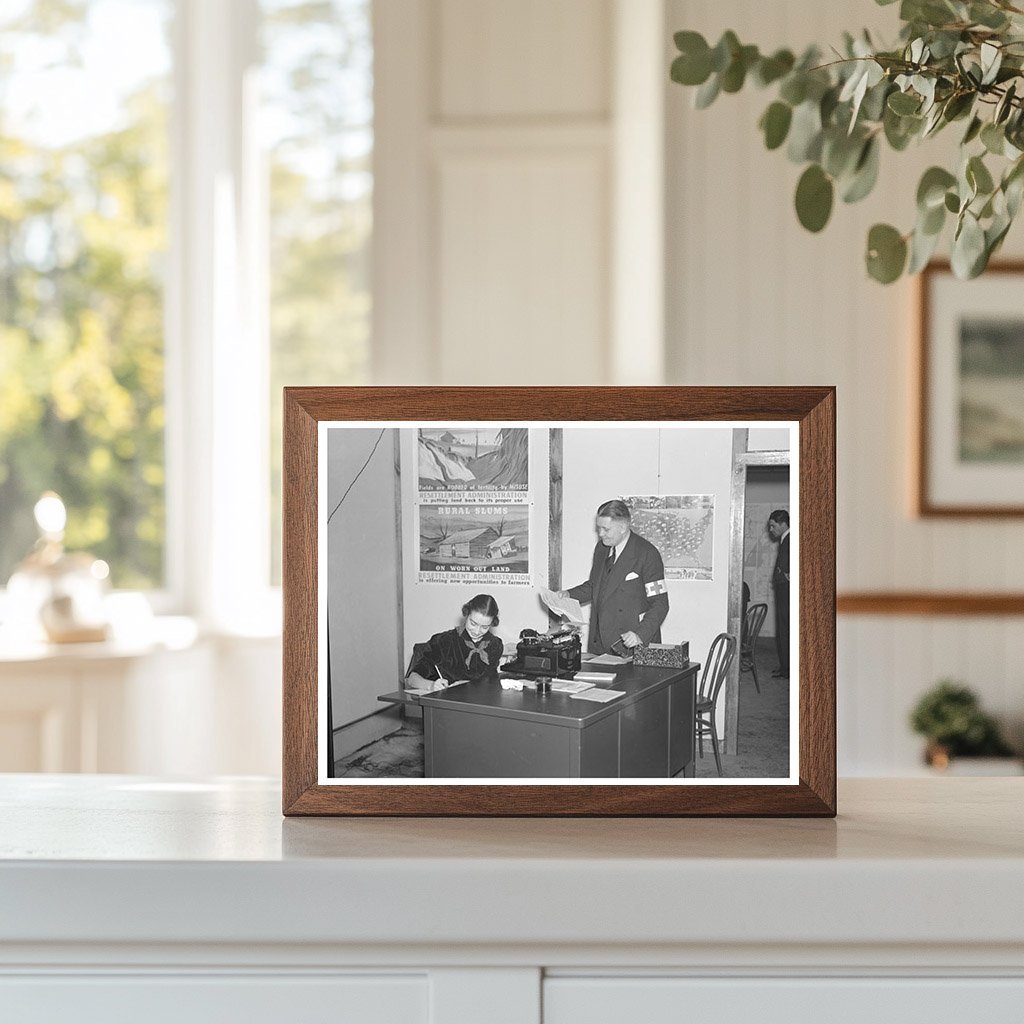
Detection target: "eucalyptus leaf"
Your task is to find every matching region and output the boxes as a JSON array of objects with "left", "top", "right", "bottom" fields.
[
  {"left": 842, "top": 137, "right": 880, "bottom": 203},
  {"left": 709, "top": 31, "right": 739, "bottom": 75},
  {"left": 951, "top": 212, "right": 986, "bottom": 278},
  {"left": 795, "top": 164, "right": 834, "bottom": 232},
  {"left": 981, "top": 122, "right": 1005, "bottom": 155},
  {"left": 888, "top": 90, "right": 921, "bottom": 115},
  {"left": 866, "top": 223, "right": 907, "bottom": 283},
  {"left": 860, "top": 79, "right": 892, "bottom": 122},
  {"left": 995, "top": 82, "right": 1017, "bottom": 124},
  {"left": 754, "top": 49, "right": 795, "bottom": 87},
  {"left": 908, "top": 221, "right": 943, "bottom": 273},
  {"left": 980, "top": 42, "right": 1002, "bottom": 87},
  {"left": 917, "top": 166, "right": 957, "bottom": 210},
  {"left": 787, "top": 100, "right": 824, "bottom": 162},
  {"left": 944, "top": 191, "right": 961, "bottom": 213},
  {"left": 970, "top": 2, "right": 1009, "bottom": 30},
  {"left": 671, "top": 42, "right": 712, "bottom": 87},
  {"left": 760, "top": 102, "right": 793, "bottom": 150},
  {"left": 921, "top": 200, "right": 946, "bottom": 235},
  {"left": 942, "top": 91, "right": 974, "bottom": 122},
  {"left": 779, "top": 74, "right": 807, "bottom": 106},
  {"left": 822, "top": 128, "right": 863, "bottom": 178},
  {"left": 694, "top": 73, "right": 721, "bottom": 110},
  {"left": 962, "top": 115, "right": 983, "bottom": 145},
  {"left": 721, "top": 44, "right": 758, "bottom": 92},
  {"left": 967, "top": 154, "right": 995, "bottom": 196}
]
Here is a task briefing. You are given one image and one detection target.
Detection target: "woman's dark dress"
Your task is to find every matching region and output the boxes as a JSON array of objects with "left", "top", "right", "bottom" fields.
[{"left": 407, "top": 627, "right": 503, "bottom": 684}]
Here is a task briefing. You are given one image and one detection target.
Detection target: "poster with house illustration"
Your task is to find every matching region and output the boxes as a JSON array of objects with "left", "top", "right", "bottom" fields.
[
  {"left": 418, "top": 504, "right": 530, "bottom": 584},
  {"left": 417, "top": 428, "right": 529, "bottom": 501}
]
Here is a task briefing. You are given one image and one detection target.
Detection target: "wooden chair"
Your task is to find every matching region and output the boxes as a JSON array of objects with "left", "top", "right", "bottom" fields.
[
  {"left": 740, "top": 602, "right": 768, "bottom": 694},
  {"left": 695, "top": 632, "right": 737, "bottom": 777}
]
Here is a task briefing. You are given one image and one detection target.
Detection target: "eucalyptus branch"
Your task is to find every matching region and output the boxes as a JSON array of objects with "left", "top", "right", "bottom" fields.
[{"left": 670, "top": 1, "right": 1024, "bottom": 283}]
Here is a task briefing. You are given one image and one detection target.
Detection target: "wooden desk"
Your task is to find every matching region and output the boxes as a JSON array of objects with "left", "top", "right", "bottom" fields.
[{"left": 384, "top": 664, "right": 697, "bottom": 779}]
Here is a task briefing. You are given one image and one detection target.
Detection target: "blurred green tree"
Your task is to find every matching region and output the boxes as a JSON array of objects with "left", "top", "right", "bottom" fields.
[{"left": 0, "top": 0, "right": 169, "bottom": 588}]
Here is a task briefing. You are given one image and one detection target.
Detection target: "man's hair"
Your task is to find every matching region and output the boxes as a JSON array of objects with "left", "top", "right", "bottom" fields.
[
  {"left": 597, "top": 499, "right": 631, "bottom": 522},
  {"left": 768, "top": 509, "right": 789, "bottom": 527}
]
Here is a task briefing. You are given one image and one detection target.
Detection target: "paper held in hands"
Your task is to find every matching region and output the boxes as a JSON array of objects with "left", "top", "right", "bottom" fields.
[{"left": 537, "top": 588, "right": 587, "bottom": 625}]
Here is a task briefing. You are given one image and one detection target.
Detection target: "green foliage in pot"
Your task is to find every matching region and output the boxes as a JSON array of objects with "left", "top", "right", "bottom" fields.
[
  {"left": 670, "top": 0, "right": 1024, "bottom": 283},
  {"left": 909, "top": 679, "right": 1015, "bottom": 756}
]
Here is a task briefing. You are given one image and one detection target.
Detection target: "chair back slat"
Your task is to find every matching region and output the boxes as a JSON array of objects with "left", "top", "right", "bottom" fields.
[
  {"left": 698, "top": 632, "right": 737, "bottom": 706},
  {"left": 741, "top": 603, "right": 768, "bottom": 654}
]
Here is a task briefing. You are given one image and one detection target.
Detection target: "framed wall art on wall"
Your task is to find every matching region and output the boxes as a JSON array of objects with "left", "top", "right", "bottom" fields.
[
  {"left": 917, "top": 261, "right": 1024, "bottom": 517},
  {"left": 282, "top": 386, "right": 836, "bottom": 816}
]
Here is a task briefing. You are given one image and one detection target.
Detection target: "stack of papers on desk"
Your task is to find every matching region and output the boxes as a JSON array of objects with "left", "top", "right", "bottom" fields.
[
  {"left": 569, "top": 688, "right": 625, "bottom": 703},
  {"left": 550, "top": 679, "right": 595, "bottom": 694},
  {"left": 581, "top": 653, "right": 631, "bottom": 668},
  {"left": 500, "top": 679, "right": 526, "bottom": 691},
  {"left": 572, "top": 671, "right": 615, "bottom": 685}
]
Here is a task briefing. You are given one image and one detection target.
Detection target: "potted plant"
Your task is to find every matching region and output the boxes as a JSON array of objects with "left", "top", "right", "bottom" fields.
[{"left": 909, "top": 679, "right": 1017, "bottom": 770}]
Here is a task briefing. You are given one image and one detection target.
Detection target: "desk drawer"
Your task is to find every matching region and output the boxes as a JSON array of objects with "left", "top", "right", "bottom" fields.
[{"left": 544, "top": 977, "right": 1024, "bottom": 1023}]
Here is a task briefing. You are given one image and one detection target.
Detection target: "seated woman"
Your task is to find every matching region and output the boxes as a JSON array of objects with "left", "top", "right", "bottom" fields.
[{"left": 405, "top": 594, "right": 503, "bottom": 692}]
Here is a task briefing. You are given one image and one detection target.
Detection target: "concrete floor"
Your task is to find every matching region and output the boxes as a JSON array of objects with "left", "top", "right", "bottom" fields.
[{"left": 335, "top": 638, "right": 789, "bottom": 779}]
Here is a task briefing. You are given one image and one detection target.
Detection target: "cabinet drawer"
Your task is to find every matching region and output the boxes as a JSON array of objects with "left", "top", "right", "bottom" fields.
[
  {"left": 545, "top": 977, "right": 1024, "bottom": 1023},
  {"left": 0, "top": 974, "right": 427, "bottom": 1024}
]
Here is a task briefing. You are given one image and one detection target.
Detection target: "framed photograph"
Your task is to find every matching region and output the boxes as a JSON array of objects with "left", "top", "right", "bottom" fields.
[
  {"left": 283, "top": 387, "right": 836, "bottom": 816},
  {"left": 917, "top": 261, "right": 1024, "bottom": 517}
]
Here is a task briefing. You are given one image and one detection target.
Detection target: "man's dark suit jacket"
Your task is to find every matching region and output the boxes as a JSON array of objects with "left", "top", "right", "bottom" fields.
[{"left": 567, "top": 531, "right": 669, "bottom": 655}]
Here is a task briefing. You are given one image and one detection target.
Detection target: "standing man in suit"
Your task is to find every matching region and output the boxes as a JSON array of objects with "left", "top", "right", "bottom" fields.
[
  {"left": 767, "top": 509, "right": 790, "bottom": 679},
  {"left": 560, "top": 500, "right": 669, "bottom": 655}
]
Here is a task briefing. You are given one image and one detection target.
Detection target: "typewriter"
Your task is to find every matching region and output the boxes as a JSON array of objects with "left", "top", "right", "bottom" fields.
[{"left": 499, "top": 626, "right": 582, "bottom": 680}]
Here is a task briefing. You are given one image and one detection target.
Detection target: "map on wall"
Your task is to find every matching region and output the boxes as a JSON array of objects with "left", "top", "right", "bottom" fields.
[
  {"left": 418, "top": 503, "right": 530, "bottom": 585},
  {"left": 417, "top": 428, "right": 529, "bottom": 502},
  {"left": 623, "top": 495, "right": 715, "bottom": 581}
]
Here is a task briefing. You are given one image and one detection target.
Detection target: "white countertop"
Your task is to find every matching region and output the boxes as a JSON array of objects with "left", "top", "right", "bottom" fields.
[{"left": 1, "top": 775, "right": 1022, "bottom": 952}]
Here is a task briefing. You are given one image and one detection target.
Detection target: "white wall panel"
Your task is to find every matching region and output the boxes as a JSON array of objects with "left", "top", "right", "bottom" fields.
[
  {"left": 436, "top": 152, "right": 608, "bottom": 383},
  {"left": 666, "top": 0, "right": 1024, "bottom": 774},
  {"left": 438, "top": 0, "right": 610, "bottom": 120}
]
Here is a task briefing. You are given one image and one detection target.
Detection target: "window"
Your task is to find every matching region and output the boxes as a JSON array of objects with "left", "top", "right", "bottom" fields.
[
  {"left": 262, "top": 0, "right": 373, "bottom": 582},
  {"left": 0, "top": 0, "right": 373, "bottom": 618},
  {"left": 0, "top": 0, "right": 172, "bottom": 589}
]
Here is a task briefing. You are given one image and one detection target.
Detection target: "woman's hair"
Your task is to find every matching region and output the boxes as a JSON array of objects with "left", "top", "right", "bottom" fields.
[{"left": 462, "top": 593, "right": 499, "bottom": 626}]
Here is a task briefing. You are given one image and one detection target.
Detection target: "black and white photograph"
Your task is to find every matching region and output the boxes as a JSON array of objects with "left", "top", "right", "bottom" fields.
[{"left": 319, "top": 421, "right": 797, "bottom": 784}]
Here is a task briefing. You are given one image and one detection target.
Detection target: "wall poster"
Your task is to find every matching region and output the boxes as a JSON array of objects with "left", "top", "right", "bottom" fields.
[
  {"left": 623, "top": 494, "right": 715, "bottom": 581},
  {"left": 418, "top": 504, "right": 531, "bottom": 584},
  {"left": 418, "top": 427, "right": 529, "bottom": 501}
]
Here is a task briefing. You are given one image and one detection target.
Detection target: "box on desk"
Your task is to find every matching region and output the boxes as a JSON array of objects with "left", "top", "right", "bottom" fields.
[{"left": 632, "top": 641, "right": 689, "bottom": 669}]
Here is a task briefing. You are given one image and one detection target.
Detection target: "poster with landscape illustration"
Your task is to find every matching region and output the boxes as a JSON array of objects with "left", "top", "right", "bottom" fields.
[
  {"left": 959, "top": 317, "right": 1024, "bottom": 463},
  {"left": 418, "top": 428, "right": 529, "bottom": 501},
  {"left": 418, "top": 503, "right": 530, "bottom": 584},
  {"left": 623, "top": 494, "right": 715, "bottom": 581}
]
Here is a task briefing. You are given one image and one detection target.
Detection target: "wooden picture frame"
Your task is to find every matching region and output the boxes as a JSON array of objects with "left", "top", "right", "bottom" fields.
[
  {"left": 917, "top": 261, "right": 1024, "bottom": 517},
  {"left": 283, "top": 387, "right": 836, "bottom": 816}
]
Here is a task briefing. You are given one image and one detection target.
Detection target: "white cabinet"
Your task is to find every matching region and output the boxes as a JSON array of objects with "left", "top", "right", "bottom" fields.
[
  {"left": 2, "top": 975, "right": 428, "bottom": 1024},
  {"left": 544, "top": 977, "right": 1024, "bottom": 1023},
  {"left": 1, "top": 777, "right": 1022, "bottom": 1021}
]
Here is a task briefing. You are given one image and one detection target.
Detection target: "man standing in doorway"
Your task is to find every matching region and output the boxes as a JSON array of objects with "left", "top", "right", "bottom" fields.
[
  {"left": 561, "top": 500, "right": 669, "bottom": 655},
  {"left": 767, "top": 509, "right": 790, "bottom": 679}
]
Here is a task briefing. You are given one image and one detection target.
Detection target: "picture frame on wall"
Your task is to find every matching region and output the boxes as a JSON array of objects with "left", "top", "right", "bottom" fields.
[
  {"left": 917, "top": 261, "right": 1024, "bottom": 517},
  {"left": 282, "top": 387, "right": 836, "bottom": 817}
]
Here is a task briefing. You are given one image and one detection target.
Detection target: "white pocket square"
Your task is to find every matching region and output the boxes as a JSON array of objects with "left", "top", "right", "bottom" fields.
[{"left": 625, "top": 571, "right": 639, "bottom": 580}]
